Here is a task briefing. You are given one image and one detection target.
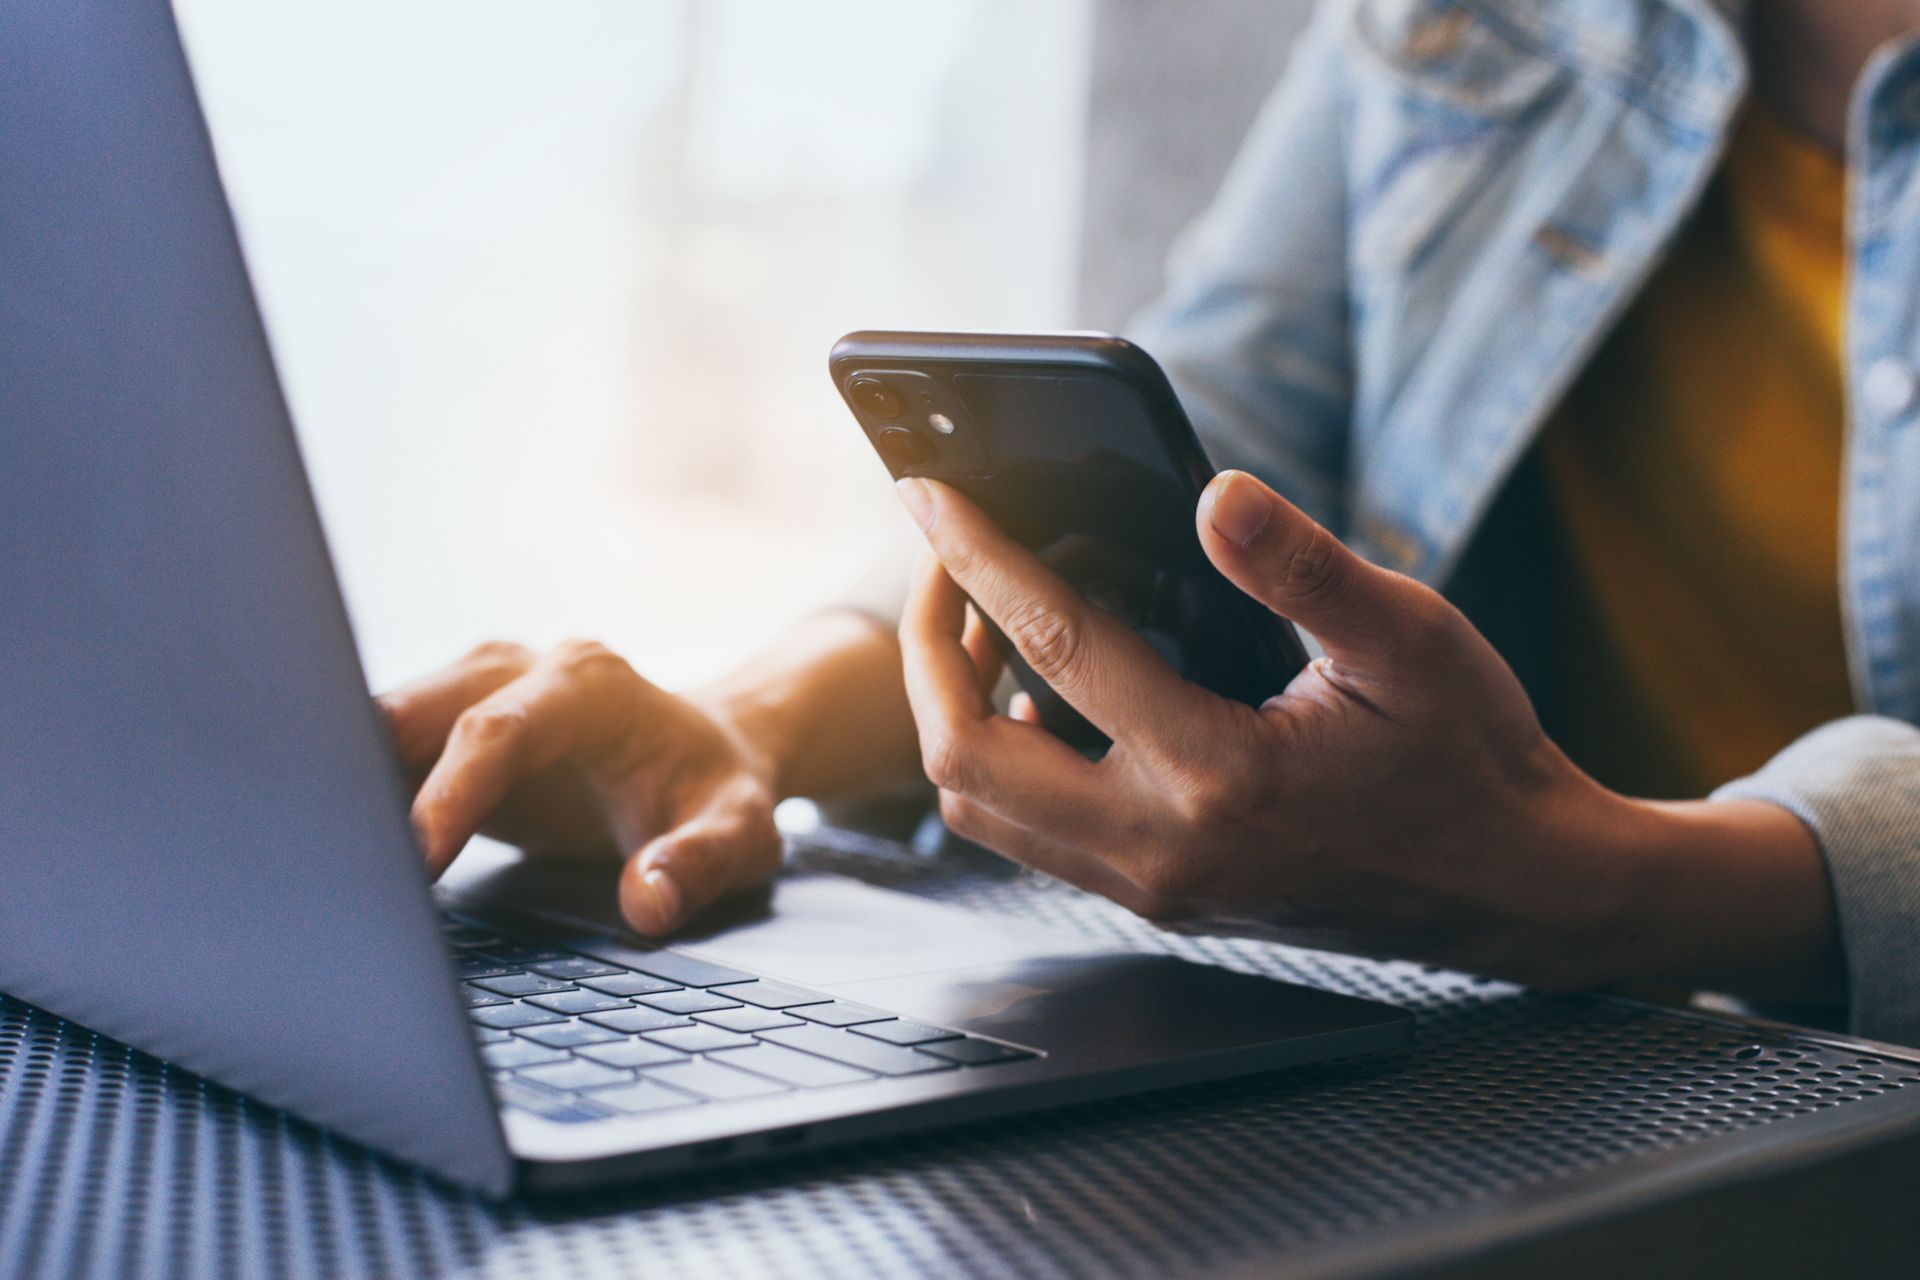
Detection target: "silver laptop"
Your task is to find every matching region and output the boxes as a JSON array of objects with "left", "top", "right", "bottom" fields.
[{"left": 0, "top": 0, "right": 1411, "bottom": 1197}]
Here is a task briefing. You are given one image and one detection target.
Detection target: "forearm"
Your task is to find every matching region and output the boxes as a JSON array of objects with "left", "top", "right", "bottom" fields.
[{"left": 694, "top": 609, "right": 923, "bottom": 802}]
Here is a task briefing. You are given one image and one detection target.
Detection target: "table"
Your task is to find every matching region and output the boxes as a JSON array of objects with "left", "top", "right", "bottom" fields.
[{"left": 3, "top": 827, "right": 1918, "bottom": 1279}]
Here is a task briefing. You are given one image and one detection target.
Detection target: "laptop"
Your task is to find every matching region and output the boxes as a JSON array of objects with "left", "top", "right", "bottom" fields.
[{"left": 0, "top": 0, "right": 1411, "bottom": 1197}]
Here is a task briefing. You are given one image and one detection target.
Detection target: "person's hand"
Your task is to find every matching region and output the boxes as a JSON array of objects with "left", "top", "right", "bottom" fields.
[
  {"left": 379, "top": 640, "right": 783, "bottom": 936},
  {"left": 893, "top": 472, "right": 1840, "bottom": 997}
]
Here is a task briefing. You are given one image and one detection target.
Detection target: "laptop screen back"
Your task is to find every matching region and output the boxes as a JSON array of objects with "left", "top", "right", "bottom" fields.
[{"left": 0, "top": 0, "right": 511, "bottom": 1195}]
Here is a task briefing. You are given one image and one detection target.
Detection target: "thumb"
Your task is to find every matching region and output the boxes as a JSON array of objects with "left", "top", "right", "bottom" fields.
[
  {"left": 1196, "top": 470, "right": 1440, "bottom": 671},
  {"left": 617, "top": 781, "right": 783, "bottom": 936}
]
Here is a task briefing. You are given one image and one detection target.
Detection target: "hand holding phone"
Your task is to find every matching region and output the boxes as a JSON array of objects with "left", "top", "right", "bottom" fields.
[{"left": 832, "top": 330, "right": 1309, "bottom": 751}]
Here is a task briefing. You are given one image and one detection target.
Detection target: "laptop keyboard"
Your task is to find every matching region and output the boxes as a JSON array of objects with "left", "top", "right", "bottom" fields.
[{"left": 443, "top": 916, "right": 1037, "bottom": 1124}]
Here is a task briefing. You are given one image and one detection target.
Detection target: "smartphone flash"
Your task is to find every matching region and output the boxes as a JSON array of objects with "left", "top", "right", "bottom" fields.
[{"left": 928, "top": 412, "right": 956, "bottom": 435}]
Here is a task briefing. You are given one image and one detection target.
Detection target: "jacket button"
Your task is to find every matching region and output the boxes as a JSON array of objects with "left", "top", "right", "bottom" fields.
[{"left": 1862, "top": 357, "right": 1918, "bottom": 421}]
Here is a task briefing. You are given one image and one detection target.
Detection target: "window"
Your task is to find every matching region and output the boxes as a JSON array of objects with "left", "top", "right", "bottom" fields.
[{"left": 177, "top": 0, "right": 1092, "bottom": 690}]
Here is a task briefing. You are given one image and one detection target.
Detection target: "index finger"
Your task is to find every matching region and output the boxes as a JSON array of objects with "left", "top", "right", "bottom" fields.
[
  {"left": 411, "top": 642, "right": 650, "bottom": 874},
  {"left": 899, "top": 552, "right": 1119, "bottom": 843},
  {"left": 896, "top": 477, "right": 1222, "bottom": 756},
  {"left": 377, "top": 640, "right": 534, "bottom": 774}
]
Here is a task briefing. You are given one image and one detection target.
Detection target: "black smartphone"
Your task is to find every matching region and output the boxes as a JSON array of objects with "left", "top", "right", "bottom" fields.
[{"left": 831, "top": 330, "right": 1310, "bottom": 752}]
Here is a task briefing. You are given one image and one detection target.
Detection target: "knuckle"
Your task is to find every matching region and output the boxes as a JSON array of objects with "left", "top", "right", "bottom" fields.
[
  {"left": 464, "top": 639, "right": 532, "bottom": 673},
  {"left": 920, "top": 729, "right": 975, "bottom": 795},
  {"left": 1279, "top": 523, "right": 1346, "bottom": 608},
  {"left": 551, "top": 636, "right": 611, "bottom": 665},
  {"left": 937, "top": 537, "right": 985, "bottom": 585},
  {"left": 1002, "top": 599, "right": 1081, "bottom": 686},
  {"left": 551, "top": 637, "right": 632, "bottom": 682},
  {"left": 452, "top": 702, "right": 529, "bottom": 752},
  {"left": 1170, "top": 765, "right": 1255, "bottom": 827}
]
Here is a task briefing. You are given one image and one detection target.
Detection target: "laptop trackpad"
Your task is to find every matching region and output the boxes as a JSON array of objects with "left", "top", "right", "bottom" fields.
[{"left": 675, "top": 874, "right": 1078, "bottom": 986}]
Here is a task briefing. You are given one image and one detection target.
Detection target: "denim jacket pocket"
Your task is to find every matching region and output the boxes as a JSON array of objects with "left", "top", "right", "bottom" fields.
[{"left": 1345, "top": 0, "right": 1570, "bottom": 274}]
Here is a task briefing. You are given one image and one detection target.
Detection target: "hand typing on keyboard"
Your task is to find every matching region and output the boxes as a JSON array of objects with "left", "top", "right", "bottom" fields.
[{"left": 378, "top": 612, "right": 924, "bottom": 937}]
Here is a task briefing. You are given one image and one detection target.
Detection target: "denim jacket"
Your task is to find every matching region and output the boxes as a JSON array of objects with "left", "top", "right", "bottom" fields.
[{"left": 1128, "top": 0, "right": 1920, "bottom": 1044}]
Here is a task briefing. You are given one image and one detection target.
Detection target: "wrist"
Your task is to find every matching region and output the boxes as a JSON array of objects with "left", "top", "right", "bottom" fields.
[
  {"left": 1482, "top": 771, "right": 1648, "bottom": 991},
  {"left": 1569, "top": 790, "right": 1843, "bottom": 1004},
  {"left": 690, "top": 609, "right": 915, "bottom": 801}
]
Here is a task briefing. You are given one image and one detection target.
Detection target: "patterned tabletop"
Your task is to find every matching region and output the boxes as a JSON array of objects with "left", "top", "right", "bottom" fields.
[{"left": 2, "top": 830, "right": 1915, "bottom": 1280}]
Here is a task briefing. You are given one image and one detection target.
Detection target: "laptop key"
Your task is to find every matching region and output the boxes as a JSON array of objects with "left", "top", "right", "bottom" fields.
[
  {"left": 518, "top": 1059, "right": 633, "bottom": 1092},
  {"left": 454, "top": 956, "right": 516, "bottom": 981},
  {"left": 713, "top": 1044, "right": 875, "bottom": 1089},
  {"left": 576, "top": 1039, "right": 688, "bottom": 1069},
  {"left": 525, "top": 956, "right": 625, "bottom": 981},
  {"left": 461, "top": 985, "right": 510, "bottom": 1008},
  {"left": 641, "top": 1025, "right": 758, "bottom": 1054},
  {"left": 577, "top": 945, "right": 756, "bottom": 989},
  {"left": 525, "top": 989, "right": 632, "bottom": 1015},
  {"left": 472, "top": 1026, "right": 512, "bottom": 1044},
  {"left": 695, "top": 1006, "right": 803, "bottom": 1034},
  {"left": 641, "top": 1058, "right": 789, "bottom": 1101},
  {"left": 583, "top": 1006, "right": 693, "bottom": 1034},
  {"left": 636, "top": 989, "right": 741, "bottom": 1016},
  {"left": 495, "top": 1079, "right": 611, "bottom": 1124},
  {"left": 479, "top": 946, "right": 573, "bottom": 967},
  {"left": 578, "top": 972, "right": 680, "bottom": 997},
  {"left": 516, "top": 1021, "right": 624, "bottom": 1049},
  {"left": 918, "top": 1038, "right": 1037, "bottom": 1066},
  {"left": 851, "top": 1019, "right": 962, "bottom": 1047},
  {"left": 471, "top": 972, "right": 576, "bottom": 998},
  {"left": 790, "top": 1001, "right": 891, "bottom": 1028},
  {"left": 591, "top": 1079, "right": 702, "bottom": 1116},
  {"left": 482, "top": 1040, "right": 569, "bottom": 1070},
  {"left": 710, "top": 980, "right": 831, "bottom": 1010},
  {"left": 757, "top": 1025, "right": 957, "bottom": 1076},
  {"left": 471, "top": 1002, "right": 567, "bottom": 1030}
]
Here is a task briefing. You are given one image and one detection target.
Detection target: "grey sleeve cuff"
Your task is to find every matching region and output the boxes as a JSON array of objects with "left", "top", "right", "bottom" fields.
[{"left": 1710, "top": 716, "right": 1920, "bottom": 1047}]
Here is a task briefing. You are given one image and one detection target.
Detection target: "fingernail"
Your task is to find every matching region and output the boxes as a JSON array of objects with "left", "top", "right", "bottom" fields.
[
  {"left": 641, "top": 866, "right": 683, "bottom": 930},
  {"left": 895, "top": 477, "right": 935, "bottom": 531},
  {"left": 1208, "top": 472, "right": 1272, "bottom": 548}
]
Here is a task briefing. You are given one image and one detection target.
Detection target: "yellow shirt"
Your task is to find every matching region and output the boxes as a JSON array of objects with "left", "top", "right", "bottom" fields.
[{"left": 1541, "top": 105, "right": 1855, "bottom": 800}]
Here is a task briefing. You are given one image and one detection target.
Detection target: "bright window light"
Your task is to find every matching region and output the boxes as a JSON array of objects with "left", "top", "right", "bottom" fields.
[{"left": 175, "top": 0, "right": 1092, "bottom": 691}]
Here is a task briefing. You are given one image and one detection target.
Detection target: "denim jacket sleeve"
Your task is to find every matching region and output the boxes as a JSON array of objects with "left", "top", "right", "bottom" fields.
[
  {"left": 1124, "top": 0, "right": 1357, "bottom": 536},
  {"left": 1711, "top": 717, "right": 1920, "bottom": 1046}
]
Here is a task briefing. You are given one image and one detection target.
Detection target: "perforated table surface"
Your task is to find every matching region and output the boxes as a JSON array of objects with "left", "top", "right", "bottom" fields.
[{"left": 4, "top": 830, "right": 1918, "bottom": 1279}]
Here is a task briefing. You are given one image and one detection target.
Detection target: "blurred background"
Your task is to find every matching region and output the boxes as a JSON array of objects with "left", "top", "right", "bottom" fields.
[{"left": 174, "top": 0, "right": 1307, "bottom": 692}]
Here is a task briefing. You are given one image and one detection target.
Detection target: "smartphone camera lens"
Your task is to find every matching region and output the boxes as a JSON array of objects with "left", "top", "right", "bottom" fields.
[
  {"left": 850, "top": 377, "right": 904, "bottom": 419},
  {"left": 875, "top": 425, "right": 931, "bottom": 468}
]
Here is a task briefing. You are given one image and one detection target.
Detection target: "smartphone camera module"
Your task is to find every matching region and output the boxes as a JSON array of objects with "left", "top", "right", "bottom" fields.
[
  {"left": 841, "top": 367, "right": 992, "bottom": 477},
  {"left": 850, "top": 377, "right": 903, "bottom": 419},
  {"left": 875, "top": 425, "right": 931, "bottom": 467}
]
